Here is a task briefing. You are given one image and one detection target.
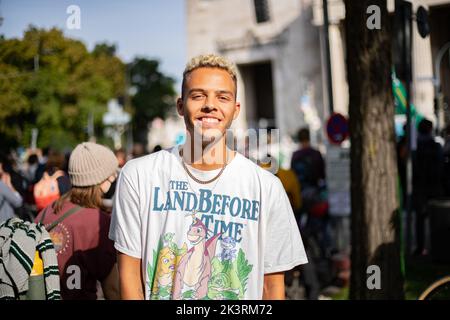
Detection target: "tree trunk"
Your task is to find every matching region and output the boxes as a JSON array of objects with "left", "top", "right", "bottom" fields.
[{"left": 345, "top": 0, "right": 405, "bottom": 299}]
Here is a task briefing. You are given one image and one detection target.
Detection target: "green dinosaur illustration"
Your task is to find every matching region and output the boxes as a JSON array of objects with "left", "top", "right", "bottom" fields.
[
  {"left": 236, "top": 248, "right": 253, "bottom": 295},
  {"left": 149, "top": 234, "right": 253, "bottom": 300},
  {"left": 207, "top": 248, "right": 253, "bottom": 300},
  {"left": 182, "top": 290, "right": 195, "bottom": 299}
]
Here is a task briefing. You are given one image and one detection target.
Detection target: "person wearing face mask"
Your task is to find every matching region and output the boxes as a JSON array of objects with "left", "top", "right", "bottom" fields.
[{"left": 35, "top": 142, "right": 119, "bottom": 300}]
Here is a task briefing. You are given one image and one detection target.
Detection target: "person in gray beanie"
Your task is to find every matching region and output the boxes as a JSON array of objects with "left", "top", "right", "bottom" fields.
[{"left": 35, "top": 142, "right": 119, "bottom": 300}]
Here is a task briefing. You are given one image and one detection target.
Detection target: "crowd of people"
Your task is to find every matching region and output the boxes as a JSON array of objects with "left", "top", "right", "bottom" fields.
[
  {"left": 1, "top": 54, "right": 310, "bottom": 300},
  {"left": 3, "top": 120, "right": 443, "bottom": 300},
  {"left": 0, "top": 126, "right": 334, "bottom": 300},
  {"left": 2, "top": 53, "right": 444, "bottom": 301},
  {"left": 257, "top": 127, "right": 333, "bottom": 300},
  {"left": 0, "top": 142, "right": 156, "bottom": 223},
  {"left": 0, "top": 141, "right": 161, "bottom": 299}
]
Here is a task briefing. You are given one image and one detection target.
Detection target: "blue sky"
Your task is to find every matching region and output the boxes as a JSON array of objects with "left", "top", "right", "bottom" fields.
[{"left": 0, "top": 0, "right": 186, "bottom": 85}]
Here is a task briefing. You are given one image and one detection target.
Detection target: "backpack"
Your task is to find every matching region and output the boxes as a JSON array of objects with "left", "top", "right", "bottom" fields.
[
  {"left": 33, "top": 171, "right": 64, "bottom": 211},
  {"left": 0, "top": 205, "right": 81, "bottom": 300}
]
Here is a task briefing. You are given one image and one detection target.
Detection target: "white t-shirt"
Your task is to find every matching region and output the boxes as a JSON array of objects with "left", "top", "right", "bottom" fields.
[{"left": 109, "top": 146, "right": 307, "bottom": 300}]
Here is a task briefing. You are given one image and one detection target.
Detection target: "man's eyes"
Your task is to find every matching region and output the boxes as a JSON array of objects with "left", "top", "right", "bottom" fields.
[
  {"left": 190, "top": 94, "right": 232, "bottom": 101},
  {"left": 218, "top": 95, "right": 231, "bottom": 101}
]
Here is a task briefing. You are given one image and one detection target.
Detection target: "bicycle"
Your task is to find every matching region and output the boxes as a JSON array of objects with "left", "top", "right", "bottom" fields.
[{"left": 418, "top": 276, "right": 450, "bottom": 300}]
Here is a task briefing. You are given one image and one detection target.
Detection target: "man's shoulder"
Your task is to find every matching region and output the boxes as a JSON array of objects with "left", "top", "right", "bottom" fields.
[{"left": 234, "top": 153, "right": 281, "bottom": 185}]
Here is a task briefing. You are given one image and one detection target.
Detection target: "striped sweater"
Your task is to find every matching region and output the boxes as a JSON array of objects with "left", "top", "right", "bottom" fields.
[{"left": 0, "top": 218, "right": 61, "bottom": 300}]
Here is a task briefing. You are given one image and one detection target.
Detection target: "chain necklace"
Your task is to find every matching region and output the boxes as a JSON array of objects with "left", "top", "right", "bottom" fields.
[
  {"left": 179, "top": 148, "right": 228, "bottom": 184},
  {"left": 179, "top": 148, "right": 230, "bottom": 223},
  {"left": 181, "top": 157, "right": 226, "bottom": 184}
]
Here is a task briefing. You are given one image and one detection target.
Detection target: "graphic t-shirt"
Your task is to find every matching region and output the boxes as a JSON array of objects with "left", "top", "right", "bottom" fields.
[{"left": 109, "top": 146, "right": 307, "bottom": 300}]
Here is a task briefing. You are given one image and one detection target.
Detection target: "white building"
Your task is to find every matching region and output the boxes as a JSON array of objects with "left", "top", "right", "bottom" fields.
[
  {"left": 186, "top": 0, "right": 450, "bottom": 144},
  {"left": 187, "top": 0, "right": 326, "bottom": 150}
]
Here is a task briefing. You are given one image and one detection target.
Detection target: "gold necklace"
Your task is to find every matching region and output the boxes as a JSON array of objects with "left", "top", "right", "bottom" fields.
[{"left": 179, "top": 148, "right": 228, "bottom": 184}]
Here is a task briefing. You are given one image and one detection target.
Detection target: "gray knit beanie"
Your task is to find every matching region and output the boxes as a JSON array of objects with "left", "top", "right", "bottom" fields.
[{"left": 69, "top": 142, "right": 118, "bottom": 187}]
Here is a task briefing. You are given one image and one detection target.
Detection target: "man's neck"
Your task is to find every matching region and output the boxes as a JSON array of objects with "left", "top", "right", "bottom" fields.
[{"left": 181, "top": 135, "right": 235, "bottom": 171}]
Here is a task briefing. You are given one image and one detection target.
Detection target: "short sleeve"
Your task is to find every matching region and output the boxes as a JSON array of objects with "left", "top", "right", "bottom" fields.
[
  {"left": 264, "top": 178, "right": 308, "bottom": 274},
  {"left": 109, "top": 164, "right": 142, "bottom": 258}
]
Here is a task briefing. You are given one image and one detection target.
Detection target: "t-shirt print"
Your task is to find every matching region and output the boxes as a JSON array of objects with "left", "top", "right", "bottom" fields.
[
  {"left": 149, "top": 166, "right": 260, "bottom": 299},
  {"left": 148, "top": 199, "right": 255, "bottom": 300}
]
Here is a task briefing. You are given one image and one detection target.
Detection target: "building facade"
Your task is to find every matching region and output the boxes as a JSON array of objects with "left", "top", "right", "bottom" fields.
[
  {"left": 187, "top": 0, "right": 326, "bottom": 149},
  {"left": 186, "top": 0, "right": 450, "bottom": 163}
]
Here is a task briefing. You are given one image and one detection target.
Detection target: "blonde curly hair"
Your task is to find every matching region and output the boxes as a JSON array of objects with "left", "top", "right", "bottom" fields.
[{"left": 181, "top": 54, "right": 238, "bottom": 98}]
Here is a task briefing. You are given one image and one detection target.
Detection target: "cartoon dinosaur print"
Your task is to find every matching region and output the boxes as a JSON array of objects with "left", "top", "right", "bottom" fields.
[
  {"left": 220, "top": 236, "right": 237, "bottom": 261},
  {"left": 149, "top": 233, "right": 187, "bottom": 299},
  {"left": 151, "top": 247, "right": 176, "bottom": 297},
  {"left": 207, "top": 237, "right": 242, "bottom": 299},
  {"left": 172, "top": 217, "right": 221, "bottom": 300}
]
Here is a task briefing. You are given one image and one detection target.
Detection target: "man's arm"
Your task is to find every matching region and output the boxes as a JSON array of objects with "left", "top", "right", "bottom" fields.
[
  {"left": 117, "top": 252, "right": 144, "bottom": 300},
  {"left": 262, "top": 272, "right": 285, "bottom": 300}
]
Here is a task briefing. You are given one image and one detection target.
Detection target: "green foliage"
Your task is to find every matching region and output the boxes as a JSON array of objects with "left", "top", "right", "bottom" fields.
[
  {"left": 0, "top": 26, "right": 126, "bottom": 152},
  {"left": 182, "top": 290, "right": 194, "bottom": 299},
  {"left": 236, "top": 249, "right": 253, "bottom": 295},
  {"left": 0, "top": 62, "right": 29, "bottom": 148},
  {"left": 221, "top": 291, "right": 239, "bottom": 300},
  {"left": 128, "top": 57, "right": 177, "bottom": 144},
  {"left": 147, "top": 237, "right": 164, "bottom": 293},
  {"left": 93, "top": 43, "right": 116, "bottom": 57},
  {"left": 208, "top": 252, "right": 248, "bottom": 299},
  {"left": 157, "top": 286, "right": 171, "bottom": 298}
]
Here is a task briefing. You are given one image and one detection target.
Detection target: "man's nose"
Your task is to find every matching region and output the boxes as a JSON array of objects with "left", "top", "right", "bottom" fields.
[
  {"left": 202, "top": 97, "right": 217, "bottom": 111},
  {"left": 201, "top": 105, "right": 215, "bottom": 112}
]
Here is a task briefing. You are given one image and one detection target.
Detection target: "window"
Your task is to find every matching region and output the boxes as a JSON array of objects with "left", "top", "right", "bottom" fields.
[{"left": 254, "top": 0, "right": 270, "bottom": 24}]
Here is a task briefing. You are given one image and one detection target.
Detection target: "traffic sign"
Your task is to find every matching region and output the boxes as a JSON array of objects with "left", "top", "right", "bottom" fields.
[{"left": 326, "top": 113, "right": 349, "bottom": 145}]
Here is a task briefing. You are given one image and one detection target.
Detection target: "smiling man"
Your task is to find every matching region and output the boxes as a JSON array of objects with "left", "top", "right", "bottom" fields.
[{"left": 109, "top": 54, "right": 308, "bottom": 300}]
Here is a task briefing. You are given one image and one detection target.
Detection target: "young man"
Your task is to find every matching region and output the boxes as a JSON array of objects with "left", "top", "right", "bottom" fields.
[{"left": 109, "top": 54, "right": 307, "bottom": 300}]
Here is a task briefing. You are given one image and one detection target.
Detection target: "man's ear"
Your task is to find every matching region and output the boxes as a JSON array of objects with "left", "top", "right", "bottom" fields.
[
  {"left": 176, "top": 97, "right": 184, "bottom": 116},
  {"left": 233, "top": 102, "right": 241, "bottom": 120}
]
